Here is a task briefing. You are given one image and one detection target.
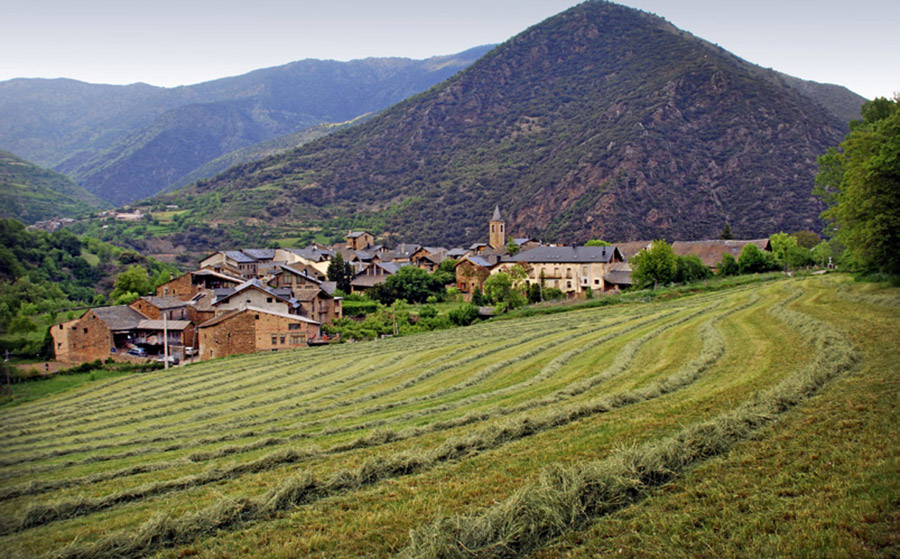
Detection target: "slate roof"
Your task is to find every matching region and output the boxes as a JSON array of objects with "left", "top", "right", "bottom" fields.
[
  {"left": 492, "top": 205, "right": 502, "bottom": 221},
  {"left": 198, "top": 306, "right": 319, "bottom": 329},
  {"left": 242, "top": 248, "right": 275, "bottom": 261},
  {"left": 214, "top": 279, "right": 293, "bottom": 306},
  {"left": 613, "top": 241, "right": 653, "bottom": 262},
  {"left": 224, "top": 250, "right": 256, "bottom": 263},
  {"left": 191, "top": 268, "right": 242, "bottom": 283},
  {"left": 279, "top": 264, "right": 322, "bottom": 284},
  {"left": 505, "top": 246, "right": 622, "bottom": 264},
  {"left": 92, "top": 306, "right": 147, "bottom": 331},
  {"left": 285, "top": 247, "right": 333, "bottom": 262},
  {"left": 604, "top": 262, "right": 633, "bottom": 286},
  {"left": 347, "top": 231, "right": 371, "bottom": 238},
  {"left": 460, "top": 255, "right": 501, "bottom": 268},
  {"left": 143, "top": 296, "right": 189, "bottom": 309},
  {"left": 446, "top": 248, "right": 468, "bottom": 258},
  {"left": 137, "top": 319, "right": 192, "bottom": 331}
]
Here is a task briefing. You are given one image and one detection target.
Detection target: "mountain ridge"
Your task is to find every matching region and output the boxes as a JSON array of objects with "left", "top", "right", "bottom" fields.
[
  {"left": 0, "top": 46, "right": 494, "bottom": 206},
  {"left": 166, "top": 1, "right": 863, "bottom": 245}
]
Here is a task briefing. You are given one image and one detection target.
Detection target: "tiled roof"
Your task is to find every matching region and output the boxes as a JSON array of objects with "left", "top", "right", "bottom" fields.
[{"left": 671, "top": 239, "right": 771, "bottom": 268}]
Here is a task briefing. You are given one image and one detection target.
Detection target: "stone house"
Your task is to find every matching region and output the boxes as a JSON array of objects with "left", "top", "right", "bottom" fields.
[
  {"left": 211, "top": 279, "right": 298, "bottom": 316},
  {"left": 197, "top": 306, "right": 320, "bottom": 360},
  {"left": 155, "top": 268, "right": 243, "bottom": 300},
  {"left": 51, "top": 306, "right": 147, "bottom": 364},
  {"left": 501, "top": 245, "right": 624, "bottom": 295},
  {"left": 455, "top": 255, "right": 501, "bottom": 297},
  {"left": 346, "top": 231, "right": 375, "bottom": 251}
]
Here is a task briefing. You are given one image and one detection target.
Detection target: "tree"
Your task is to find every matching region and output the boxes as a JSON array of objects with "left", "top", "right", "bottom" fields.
[
  {"left": 631, "top": 240, "right": 677, "bottom": 289},
  {"left": 770, "top": 232, "right": 812, "bottom": 272},
  {"left": 505, "top": 238, "right": 520, "bottom": 255},
  {"left": 814, "top": 96, "right": 900, "bottom": 275},
  {"left": 371, "top": 266, "right": 445, "bottom": 305},
  {"left": 720, "top": 223, "right": 734, "bottom": 240},
  {"left": 738, "top": 243, "right": 776, "bottom": 274},
  {"left": 717, "top": 253, "right": 739, "bottom": 277},
  {"left": 675, "top": 255, "right": 711, "bottom": 284},
  {"left": 584, "top": 239, "right": 611, "bottom": 247},
  {"left": 483, "top": 269, "right": 526, "bottom": 311},
  {"left": 110, "top": 265, "right": 151, "bottom": 303},
  {"left": 327, "top": 253, "right": 355, "bottom": 293}
]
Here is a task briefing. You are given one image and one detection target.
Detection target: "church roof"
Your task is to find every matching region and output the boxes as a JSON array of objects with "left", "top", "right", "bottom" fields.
[{"left": 492, "top": 205, "right": 502, "bottom": 221}]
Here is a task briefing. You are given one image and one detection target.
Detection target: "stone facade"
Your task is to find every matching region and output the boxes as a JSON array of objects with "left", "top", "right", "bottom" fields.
[
  {"left": 51, "top": 312, "right": 113, "bottom": 364},
  {"left": 198, "top": 308, "right": 319, "bottom": 361}
]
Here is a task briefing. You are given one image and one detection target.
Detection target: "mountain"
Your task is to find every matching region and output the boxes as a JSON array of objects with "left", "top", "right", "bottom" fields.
[
  {"left": 0, "top": 46, "right": 493, "bottom": 205},
  {"left": 165, "top": 1, "right": 864, "bottom": 246},
  {"left": 0, "top": 150, "right": 107, "bottom": 224}
]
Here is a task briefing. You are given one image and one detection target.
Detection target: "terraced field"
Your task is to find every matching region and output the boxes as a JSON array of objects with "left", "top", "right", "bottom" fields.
[{"left": 0, "top": 275, "right": 896, "bottom": 558}]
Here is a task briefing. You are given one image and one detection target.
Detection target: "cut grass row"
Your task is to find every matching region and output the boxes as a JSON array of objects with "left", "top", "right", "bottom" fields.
[{"left": 1, "top": 277, "right": 890, "bottom": 559}]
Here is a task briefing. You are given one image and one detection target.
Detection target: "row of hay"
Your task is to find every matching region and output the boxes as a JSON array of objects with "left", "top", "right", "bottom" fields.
[
  {"left": 394, "top": 286, "right": 859, "bottom": 559},
  {"left": 43, "top": 296, "right": 746, "bottom": 557}
]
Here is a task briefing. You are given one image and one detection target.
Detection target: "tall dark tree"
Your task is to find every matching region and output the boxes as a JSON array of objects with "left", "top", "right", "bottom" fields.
[{"left": 327, "top": 253, "right": 354, "bottom": 293}]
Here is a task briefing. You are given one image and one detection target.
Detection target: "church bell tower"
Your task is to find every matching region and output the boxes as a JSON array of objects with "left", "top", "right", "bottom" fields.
[{"left": 489, "top": 205, "right": 506, "bottom": 250}]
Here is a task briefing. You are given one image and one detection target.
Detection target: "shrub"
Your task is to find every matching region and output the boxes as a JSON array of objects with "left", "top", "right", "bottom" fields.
[{"left": 448, "top": 304, "right": 479, "bottom": 326}]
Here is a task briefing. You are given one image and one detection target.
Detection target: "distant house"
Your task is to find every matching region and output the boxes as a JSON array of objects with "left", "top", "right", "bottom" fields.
[
  {"left": 199, "top": 249, "right": 275, "bottom": 279},
  {"left": 502, "top": 245, "right": 624, "bottom": 295},
  {"left": 197, "top": 306, "right": 320, "bottom": 360},
  {"left": 155, "top": 268, "right": 243, "bottom": 300},
  {"left": 346, "top": 231, "right": 375, "bottom": 251},
  {"left": 211, "top": 279, "right": 298, "bottom": 316},
  {"left": 411, "top": 246, "right": 448, "bottom": 272},
  {"left": 351, "top": 261, "right": 402, "bottom": 294},
  {"left": 603, "top": 262, "right": 633, "bottom": 291},
  {"left": 672, "top": 239, "right": 772, "bottom": 270},
  {"left": 455, "top": 255, "right": 501, "bottom": 296}
]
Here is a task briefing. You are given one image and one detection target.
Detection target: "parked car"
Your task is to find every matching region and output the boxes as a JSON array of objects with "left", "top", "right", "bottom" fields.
[
  {"left": 156, "top": 355, "right": 179, "bottom": 365},
  {"left": 127, "top": 348, "right": 147, "bottom": 357}
]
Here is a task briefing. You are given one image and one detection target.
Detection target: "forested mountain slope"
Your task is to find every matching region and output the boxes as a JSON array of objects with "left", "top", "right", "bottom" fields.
[
  {"left": 0, "top": 46, "right": 492, "bottom": 205},
  {"left": 171, "top": 1, "right": 864, "bottom": 245}
]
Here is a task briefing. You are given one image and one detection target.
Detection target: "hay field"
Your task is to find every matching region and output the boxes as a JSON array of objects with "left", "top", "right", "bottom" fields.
[{"left": 0, "top": 275, "right": 896, "bottom": 558}]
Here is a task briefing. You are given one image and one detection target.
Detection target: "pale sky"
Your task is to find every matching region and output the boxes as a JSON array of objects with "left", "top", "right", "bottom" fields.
[{"left": 2, "top": 0, "right": 897, "bottom": 100}]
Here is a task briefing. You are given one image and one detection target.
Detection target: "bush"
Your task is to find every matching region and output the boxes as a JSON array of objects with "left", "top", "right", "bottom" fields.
[{"left": 448, "top": 304, "right": 479, "bottom": 326}]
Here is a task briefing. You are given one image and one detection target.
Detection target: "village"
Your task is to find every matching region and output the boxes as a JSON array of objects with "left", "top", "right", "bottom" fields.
[{"left": 50, "top": 207, "right": 771, "bottom": 365}]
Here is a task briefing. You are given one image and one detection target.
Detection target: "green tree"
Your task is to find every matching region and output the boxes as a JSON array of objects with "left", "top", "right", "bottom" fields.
[
  {"left": 327, "top": 253, "right": 355, "bottom": 293},
  {"left": 720, "top": 223, "right": 734, "bottom": 240},
  {"left": 584, "top": 239, "right": 611, "bottom": 247},
  {"left": 505, "top": 238, "right": 520, "bottom": 255},
  {"left": 770, "top": 232, "right": 812, "bottom": 272},
  {"left": 814, "top": 96, "right": 900, "bottom": 275},
  {"left": 109, "top": 265, "right": 151, "bottom": 303},
  {"left": 371, "top": 266, "right": 446, "bottom": 305},
  {"left": 483, "top": 269, "right": 526, "bottom": 311},
  {"left": 738, "top": 244, "right": 776, "bottom": 274},
  {"left": 717, "top": 253, "right": 739, "bottom": 276},
  {"left": 631, "top": 240, "right": 677, "bottom": 289},
  {"left": 675, "top": 255, "right": 712, "bottom": 284}
]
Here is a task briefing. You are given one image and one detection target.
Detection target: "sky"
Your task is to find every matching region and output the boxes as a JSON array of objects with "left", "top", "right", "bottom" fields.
[{"left": 2, "top": 0, "right": 897, "bottom": 100}]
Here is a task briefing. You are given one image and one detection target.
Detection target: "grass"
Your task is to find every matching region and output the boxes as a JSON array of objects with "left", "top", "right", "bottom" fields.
[{"left": 0, "top": 275, "right": 894, "bottom": 558}]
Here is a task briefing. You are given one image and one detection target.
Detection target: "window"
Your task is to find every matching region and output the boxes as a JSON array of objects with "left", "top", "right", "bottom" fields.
[
  {"left": 567, "top": 281, "right": 572, "bottom": 289},
  {"left": 291, "top": 335, "right": 302, "bottom": 345},
  {"left": 255, "top": 314, "right": 260, "bottom": 320},
  {"left": 266, "top": 297, "right": 273, "bottom": 303},
  {"left": 595, "top": 279, "right": 601, "bottom": 285},
  {"left": 280, "top": 336, "right": 285, "bottom": 344},
  {"left": 271, "top": 335, "right": 277, "bottom": 345},
  {"left": 288, "top": 323, "right": 301, "bottom": 330},
  {"left": 83, "top": 328, "right": 88, "bottom": 334}
]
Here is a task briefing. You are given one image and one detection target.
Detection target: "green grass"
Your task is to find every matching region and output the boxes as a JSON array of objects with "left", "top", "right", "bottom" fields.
[{"left": 0, "top": 275, "right": 895, "bottom": 559}]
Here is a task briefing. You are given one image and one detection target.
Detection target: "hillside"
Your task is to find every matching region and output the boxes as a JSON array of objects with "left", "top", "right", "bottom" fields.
[
  {"left": 0, "top": 151, "right": 107, "bottom": 224},
  {"left": 168, "top": 1, "right": 864, "bottom": 246},
  {"left": 0, "top": 46, "right": 492, "bottom": 205},
  {"left": 0, "top": 276, "right": 895, "bottom": 558}
]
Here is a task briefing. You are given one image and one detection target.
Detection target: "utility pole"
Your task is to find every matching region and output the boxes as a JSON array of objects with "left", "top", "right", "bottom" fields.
[{"left": 163, "top": 314, "right": 169, "bottom": 370}]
